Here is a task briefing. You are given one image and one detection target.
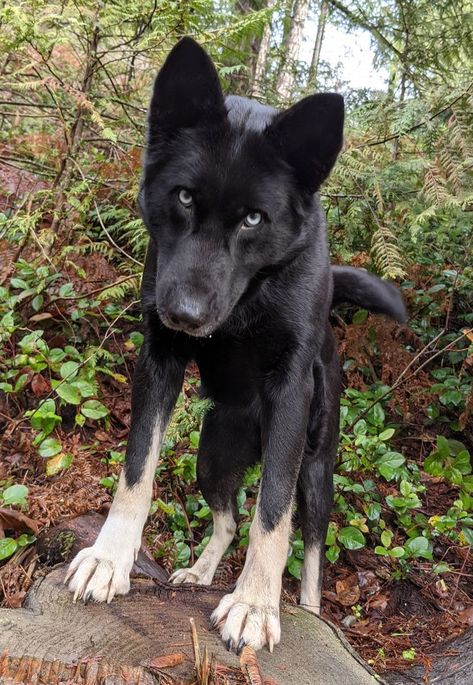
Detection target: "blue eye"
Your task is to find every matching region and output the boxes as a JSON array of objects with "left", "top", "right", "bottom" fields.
[
  {"left": 243, "top": 211, "right": 262, "bottom": 228},
  {"left": 178, "top": 188, "right": 193, "bottom": 207}
]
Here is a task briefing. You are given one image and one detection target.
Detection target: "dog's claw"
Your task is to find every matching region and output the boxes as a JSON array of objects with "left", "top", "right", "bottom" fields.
[
  {"left": 84, "top": 590, "right": 92, "bottom": 605},
  {"left": 226, "top": 638, "right": 233, "bottom": 652},
  {"left": 268, "top": 637, "right": 274, "bottom": 653},
  {"left": 237, "top": 638, "right": 246, "bottom": 655}
]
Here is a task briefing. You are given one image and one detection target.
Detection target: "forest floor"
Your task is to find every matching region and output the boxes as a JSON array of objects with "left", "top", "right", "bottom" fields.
[{"left": 0, "top": 164, "right": 472, "bottom": 682}]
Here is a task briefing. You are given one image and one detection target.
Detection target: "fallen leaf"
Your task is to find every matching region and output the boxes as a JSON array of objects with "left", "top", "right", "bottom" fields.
[
  {"left": 357, "top": 570, "right": 380, "bottom": 596},
  {"left": 46, "top": 453, "right": 73, "bottom": 477},
  {"left": 29, "top": 312, "right": 53, "bottom": 323},
  {"left": 434, "top": 579, "right": 449, "bottom": 599},
  {"left": 0, "top": 509, "right": 40, "bottom": 537},
  {"left": 30, "top": 374, "right": 50, "bottom": 397},
  {"left": 463, "top": 328, "right": 473, "bottom": 345},
  {"left": 335, "top": 575, "right": 361, "bottom": 606},
  {"left": 459, "top": 605, "right": 473, "bottom": 625},
  {"left": 368, "top": 593, "right": 389, "bottom": 611}
]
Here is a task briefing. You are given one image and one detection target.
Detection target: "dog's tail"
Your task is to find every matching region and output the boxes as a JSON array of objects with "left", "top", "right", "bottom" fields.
[{"left": 332, "top": 265, "right": 407, "bottom": 323}]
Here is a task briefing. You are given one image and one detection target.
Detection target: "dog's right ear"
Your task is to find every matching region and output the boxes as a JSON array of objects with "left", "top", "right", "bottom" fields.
[{"left": 148, "top": 37, "right": 225, "bottom": 139}]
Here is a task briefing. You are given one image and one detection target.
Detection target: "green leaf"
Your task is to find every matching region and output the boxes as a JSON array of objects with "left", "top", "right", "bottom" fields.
[
  {"left": 354, "top": 419, "right": 367, "bottom": 435},
  {"left": 46, "top": 453, "right": 73, "bottom": 476},
  {"left": 448, "top": 439, "right": 467, "bottom": 456},
  {"left": 376, "top": 451, "right": 405, "bottom": 480},
  {"left": 59, "top": 283, "right": 74, "bottom": 298},
  {"left": 424, "top": 452, "right": 444, "bottom": 476},
  {"left": 2, "top": 484, "right": 28, "bottom": 506},
  {"left": 326, "top": 544, "right": 340, "bottom": 563},
  {"left": 352, "top": 309, "right": 368, "bottom": 324},
  {"left": 454, "top": 450, "right": 471, "bottom": 475},
  {"left": 436, "top": 435, "right": 450, "bottom": 458},
  {"left": 31, "top": 294, "right": 44, "bottom": 311},
  {"left": 14, "top": 373, "right": 29, "bottom": 392},
  {"left": 338, "top": 526, "right": 366, "bottom": 550},
  {"left": 38, "top": 437, "right": 62, "bottom": 458},
  {"left": 326, "top": 521, "right": 338, "bottom": 546},
  {"left": 60, "top": 361, "right": 79, "bottom": 379},
  {"left": 189, "top": 431, "right": 200, "bottom": 449},
  {"left": 404, "top": 536, "right": 432, "bottom": 559},
  {"left": 379, "top": 428, "right": 395, "bottom": 441},
  {"left": 48, "top": 348, "right": 66, "bottom": 364},
  {"left": 366, "top": 502, "right": 381, "bottom": 520},
  {"left": 389, "top": 546, "right": 406, "bottom": 558},
  {"left": 381, "top": 529, "right": 393, "bottom": 547},
  {"left": 55, "top": 381, "right": 81, "bottom": 405},
  {"left": 287, "top": 554, "right": 303, "bottom": 579},
  {"left": 100, "top": 476, "right": 116, "bottom": 490},
  {"left": 375, "top": 545, "right": 389, "bottom": 556},
  {"left": 0, "top": 538, "right": 17, "bottom": 561},
  {"left": 81, "top": 400, "right": 109, "bottom": 419},
  {"left": 371, "top": 403, "right": 385, "bottom": 426},
  {"left": 461, "top": 526, "right": 473, "bottom": 546},
  {"left": 73, "top": 380, "right": 96, "bottom": 398}
]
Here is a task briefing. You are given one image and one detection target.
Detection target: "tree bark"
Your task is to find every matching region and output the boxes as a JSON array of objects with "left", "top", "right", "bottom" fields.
[
  {"left": 251, "top": 0, "right": 277, "bottom": 97},
  {"left": 50, "top": 25, "right": 100, "bottom": 236},
  {"left": 308, "top": 0, "right": 329, "bottom": 91},
  {"left": 275, "top": 0, "right": 311, "bottom": 102}
]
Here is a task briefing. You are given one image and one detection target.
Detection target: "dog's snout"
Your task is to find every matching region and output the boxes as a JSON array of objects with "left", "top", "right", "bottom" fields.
[{"left": 167, "top": 298, "right": 207, "bottom": 331}]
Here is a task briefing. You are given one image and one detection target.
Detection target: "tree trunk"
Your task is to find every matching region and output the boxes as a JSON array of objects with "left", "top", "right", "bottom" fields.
[
  {"left": 275, "top": 0, "right": 311, "bottom": 102},
  {"left": 50, "top": 25, "right": 100, "bottom": 236},
  {"left": 308, "top": 0, "right": 329, "bottom": 90},
  {"left": 251, "top": 0, "right": 277, "bottom": 97}
]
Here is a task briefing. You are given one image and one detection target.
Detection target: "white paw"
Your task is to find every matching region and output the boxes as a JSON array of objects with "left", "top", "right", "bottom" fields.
[
  {"left": 65, "top": 545, "right": 134, "bottom": 603},
  {"left": 169, "top": 567, "right": 212, "bottom": 585},
  {"left": 210, "top": 592, "right": 281, "bottom": 653}
]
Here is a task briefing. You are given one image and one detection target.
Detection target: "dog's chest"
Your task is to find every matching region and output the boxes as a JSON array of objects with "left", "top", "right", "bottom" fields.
[{"left": 195, "top": 334, "right": 288, "bottom": 406}]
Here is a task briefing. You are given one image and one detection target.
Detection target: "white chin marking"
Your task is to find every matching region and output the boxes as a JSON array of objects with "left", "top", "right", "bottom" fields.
[
  {"left": 65, "top": 424, "right": 162, "bottom": 603},
  {"left": 300, "top": 544, "right": 322, "bottom": 615},
  {"left": 170, "top": 509, "right": 236, "bottom": 586},
  {"left": 210, "top": 507, "right": 292, "bottom": 652}
]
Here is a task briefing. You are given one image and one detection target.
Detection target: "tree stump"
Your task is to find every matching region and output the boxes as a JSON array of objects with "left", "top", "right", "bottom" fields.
[{"left": 0, "top": 515, "right": 381, "bottom": 684}]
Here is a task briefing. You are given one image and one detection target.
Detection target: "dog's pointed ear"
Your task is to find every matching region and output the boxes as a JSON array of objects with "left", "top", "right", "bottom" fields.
[
  {"left": 267, "top": 93, "right": 344, "bottom": 193},
  {"left": 148, "top": 37, "right": 225, "bottom": 138}
]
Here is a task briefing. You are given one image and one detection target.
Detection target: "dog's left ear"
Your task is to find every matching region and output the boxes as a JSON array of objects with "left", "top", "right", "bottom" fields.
[
  {"left": 267, "top": 93, "right": 344, "bottom": 193},
  {"left": 148, "top": 37, "right": 225, "bottom": 140}
]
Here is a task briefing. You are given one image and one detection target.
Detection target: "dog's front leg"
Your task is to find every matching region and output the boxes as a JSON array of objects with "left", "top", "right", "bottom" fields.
[
  {"left": 211, "top": 368, "right": 313, "bottom": 652},
  {"left": 65, "top": 344, "right": 185, "bottom": 603}
]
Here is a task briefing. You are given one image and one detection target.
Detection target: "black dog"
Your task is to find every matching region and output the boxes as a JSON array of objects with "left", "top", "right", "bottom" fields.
[{"left": 66, "top": 38, "right": 406, "bottom": 652}]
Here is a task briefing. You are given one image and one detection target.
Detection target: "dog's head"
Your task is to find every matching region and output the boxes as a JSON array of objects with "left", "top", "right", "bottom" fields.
[{"left": 140, "top": 38, "right": 344, "bottom": 337}]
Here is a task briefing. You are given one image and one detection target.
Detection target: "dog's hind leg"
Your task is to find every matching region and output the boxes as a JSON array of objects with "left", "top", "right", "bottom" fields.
[
  {"left": 297, "top": 351, "right": 341, "bottom": 615},
  {"left": 65, "top": 341, "right": 185, "bottom": 603},
  {"left": 170, "top": 403, "right": 260, "bottom": 586}
]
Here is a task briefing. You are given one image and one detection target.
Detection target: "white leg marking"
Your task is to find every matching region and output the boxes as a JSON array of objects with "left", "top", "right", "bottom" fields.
[
  {"left": 300, "top": 544, "right": 322, "bottom": 615},
  {"left": 211, "top": 506, "right": 292, "bottom": 652},
  {"left": 170, "top": 509, "right": 236, "bottom": 585},
  {"left": 65, "top": 424, "right": 162, "bottom": 603}
]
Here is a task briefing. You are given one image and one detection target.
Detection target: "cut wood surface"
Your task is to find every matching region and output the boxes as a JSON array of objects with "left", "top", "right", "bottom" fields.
[
  {"left": 0, "top": 565, "right": 381, "bottom": 685},
  {"left": 384, "top": 626, "right": 473, "bottom": 685}
]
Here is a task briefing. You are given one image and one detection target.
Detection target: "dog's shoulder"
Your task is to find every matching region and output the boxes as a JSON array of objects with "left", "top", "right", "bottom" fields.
[{"left": 225, "top": 95, "right": 277, "bottom": 133}]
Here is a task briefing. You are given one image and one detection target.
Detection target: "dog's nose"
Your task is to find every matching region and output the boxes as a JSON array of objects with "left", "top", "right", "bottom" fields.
[{"left": 167, "top": 299, "right": 207, "bottom": 331}]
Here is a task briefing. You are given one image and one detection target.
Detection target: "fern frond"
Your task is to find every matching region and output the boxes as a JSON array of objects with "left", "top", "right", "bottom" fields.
[{"left": 371, "top": 225, "right": 406, "bottom": 279}]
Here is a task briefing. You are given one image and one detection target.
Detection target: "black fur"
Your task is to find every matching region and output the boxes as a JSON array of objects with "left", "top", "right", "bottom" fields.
[{"left": 126, "top": 37, "right": 406, "bottom": 601}]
